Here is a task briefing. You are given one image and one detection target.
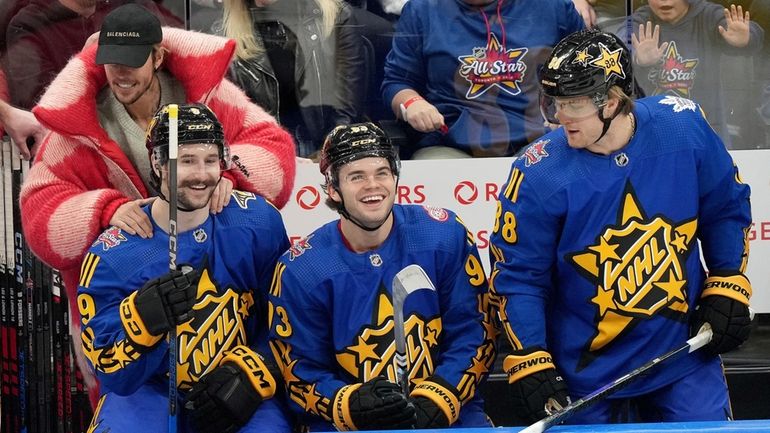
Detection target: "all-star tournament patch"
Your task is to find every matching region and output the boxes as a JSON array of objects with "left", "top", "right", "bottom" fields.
[
  {"left": 93, "top": 226, "right": 128, "bottom": 251},
  {"left": 422, "top": 205, "right": 449, "bottom": 222},
  {"left": 457, "top": 34, "right": 528, "bottom": 99},
  {"left": 288, "top": 234, "right": 314, "bottom": 261}
]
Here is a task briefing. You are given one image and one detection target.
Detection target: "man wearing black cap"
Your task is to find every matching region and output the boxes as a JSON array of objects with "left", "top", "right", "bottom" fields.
[{"left": 20, "top": 1, "right": 296, "bottom": 412}]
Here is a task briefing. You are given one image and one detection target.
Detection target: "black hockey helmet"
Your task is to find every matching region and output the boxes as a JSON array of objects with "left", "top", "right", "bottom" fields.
[
  {"left": 319, "top": 122, "right": 400, "bottom": 185},
  {"left": 146, "top": 103, "right": 230, "bottom": 190},
  {"left": 540, "top": 29, "right": 634, "bottom": 101}
]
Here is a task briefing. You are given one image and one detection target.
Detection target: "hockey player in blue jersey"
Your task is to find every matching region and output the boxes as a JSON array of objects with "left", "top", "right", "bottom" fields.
[
  {"left": 77, "top": 103, "right": 292, "bottom": 433},
  {"left": 267, "top": 122, "right": 497, "bottom": 430},
  {"left": 490, "top": 29, "right": 753, "bottom": 425}
]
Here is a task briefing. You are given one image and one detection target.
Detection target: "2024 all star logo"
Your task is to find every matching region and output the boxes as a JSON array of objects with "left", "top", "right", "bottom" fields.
[{"left": 567, "top": 182, "right": 697, "bottom": 368}]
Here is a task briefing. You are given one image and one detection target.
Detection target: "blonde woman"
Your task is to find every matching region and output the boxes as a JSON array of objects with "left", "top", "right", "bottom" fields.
[{"left": 222, "top": 0, "right": 366, "bottom": 158}]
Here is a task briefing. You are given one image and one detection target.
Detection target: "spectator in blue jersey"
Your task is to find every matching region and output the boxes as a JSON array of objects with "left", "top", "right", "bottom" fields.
[
  {"left": 489, "top": 29, "right": 752, "bottom": 425},
  {"left": 77, "top": 104, "right": 292, "bottom": 433},
  {"left": 381, "top": 0, "right": 584, "bottom": 159},
  {"left": 267, "top": 122, "right": 498, "bottom": 430},
  {"left": 625, "top": 0, "right": 763, "bottom": 148}
]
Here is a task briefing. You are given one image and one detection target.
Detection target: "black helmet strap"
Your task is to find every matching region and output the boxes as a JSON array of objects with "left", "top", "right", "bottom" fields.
[{"left": 593, "top": 94, "right": 624, "bottom": 144}]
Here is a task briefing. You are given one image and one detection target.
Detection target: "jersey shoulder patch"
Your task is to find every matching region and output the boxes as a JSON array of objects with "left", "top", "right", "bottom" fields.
[
  {"left": 658, "top": 95, "right": 697, "bottom": 113},
  {"left": 287, "top": 234, "right": 314, "bottom": 261},
  {"left": 92, "top": 226, "right": 129, "bottom": 251},
  {"left": 421, "top": 205, "right": 449, "bottom": 222},
  {"left": 521, "top": 138, "right": 551, "bottom": 167}
]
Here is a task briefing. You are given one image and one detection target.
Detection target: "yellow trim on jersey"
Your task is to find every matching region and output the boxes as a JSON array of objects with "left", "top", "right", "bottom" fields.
[
  {"left": 503, "top": 168, "right": 524, "bottom": 203},
  {"left": 411, "top": 380, "right": 461, "bottom": 425},
  {"left": 701, "top": 273, "right": 751, "bottom": 305},
  {"left": 79, "top": 253, "right": 100, "bottom": 288},
  {"left": 221, "top": 345, "right": 277, "bottom": 400},
  {"left": 270, "top": 263, "right": 286, "bottom": 297}
]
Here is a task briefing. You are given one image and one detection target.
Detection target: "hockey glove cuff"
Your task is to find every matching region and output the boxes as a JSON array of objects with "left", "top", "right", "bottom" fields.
[
  {"left": 504, "top": 347, "right": 570, "bottom": 423},
  {"left": 692, "top": 272, "right": 752, "bottom": 355},
  {"left": 332, "top": 377, "right": 416, "bottom": 431},
  {"left": 129, "top": 266, "right": 200, "bottom": 338},
  {"left": 184, "top": 362, "right": 262, "bottom": 433},
  {"left": 410, "top": 378, "right": 460, "bottom": 426},
  {"left": 220, "top": 345, "right": 278, "bottom": 400},
  {"left": 120, "top": 290, "right": 164, "bottom": 348}
]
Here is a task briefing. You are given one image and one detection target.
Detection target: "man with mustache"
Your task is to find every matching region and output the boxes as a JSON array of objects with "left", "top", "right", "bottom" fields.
[
  {"left": 77, "top": 103, "right": 292, "bottom": 433},
  {"left": 20, "top": 3, "right": 296, "bottom": 406}
]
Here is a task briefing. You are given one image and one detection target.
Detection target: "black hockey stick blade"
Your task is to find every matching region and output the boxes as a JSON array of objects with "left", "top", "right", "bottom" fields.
[
  {"left": 519, "top": 323, "right": 714, "bottom": 433},
  {"left": 391, "top": 264, "right": 436, "bottom": 395}
]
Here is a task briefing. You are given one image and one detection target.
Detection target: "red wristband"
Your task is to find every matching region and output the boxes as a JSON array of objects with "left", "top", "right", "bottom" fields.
[{"left": 403, "top": 96, "right": 424, "bottom": 109}]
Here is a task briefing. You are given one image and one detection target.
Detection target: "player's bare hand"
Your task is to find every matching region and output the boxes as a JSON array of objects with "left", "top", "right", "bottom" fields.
[
  {"left": 209, "top": 177, "right": 232, "bottom": 214},
  {"left": 404, "top": 100, "right": 446, "bottom": 133},
  {"left": 3, "top": 105, "right": 46, "bottom": 160},
  {"left": 631, "top": 22, "right": 668, "bottom": 67},
  {"left": 109, "top": 197, "right": 156, "bottom": 238},
  {"left": 571, "top": 0, "right": 596, "bottom": 28},
  {"left": 719, "top": 4, "right": 751, "bottom": 48}
]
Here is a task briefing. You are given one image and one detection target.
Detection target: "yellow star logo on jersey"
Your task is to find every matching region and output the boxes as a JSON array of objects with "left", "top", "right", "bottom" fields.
[
  {"left": 591, "top": 285, "right": 616, "bottom": 317},
  {"left": 568, "top": 181, "right": 697, "bottom": 369},
  {"left": 349, "top": 336, "right": 380, "bottom": 364},
  {"left": 465, "top": 356, "right": 488, "bottom": 379},
  {"left": 589, "top": 236, "right": 621, "bottom": 263},
  {"left": 302, "top": 384, "right": 323, "bottom": 414},
  {"left": 336, "top": 284, "right": 441, "bottom": 386},
  {"left": 589, "top": 42, "right": 626, "bottom": 81},
  {"left": 573, "top": 48, "right": 593, "bottom": 67}
]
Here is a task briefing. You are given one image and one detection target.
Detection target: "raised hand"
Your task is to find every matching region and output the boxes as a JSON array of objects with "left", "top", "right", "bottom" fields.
[
  {"left": 719, "top": 4, "right": 751, "bottom": 48},
  {"left": 631, "top": 21, "right": 669, "bottom": 67}
]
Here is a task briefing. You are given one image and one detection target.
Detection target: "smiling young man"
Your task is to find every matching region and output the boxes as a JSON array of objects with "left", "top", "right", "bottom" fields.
[
  {"left": 267, "top": 122, "right": 497, "bottom": 431},
  {"left": 77, "top": 104, "right": 292, "bottom": 433},
  {"left": 490, "top": 29, "right": 753, "bottom": 425}
]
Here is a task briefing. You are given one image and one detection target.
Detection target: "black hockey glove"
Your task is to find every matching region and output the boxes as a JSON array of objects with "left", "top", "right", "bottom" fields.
[
  {"left": 410, "top": 396, "right": 450, "bottom": 429},
  {"left": 409, "top": 378, "right": 461, "bottom": 428},
  {"left": 332, "top": 377, "right": 416, "bottom": 431},
  {"left": 185, "top": 362, "right": 263, "bottom": 433},
  {"left": 132, "top": 265, "right": 201, "bottom": 336},
  {"left": 504, "top": 347, "right": 571, "bottom": 423},
  {"left": 691, "top": 273, "right": 752, "bottom": 355}
]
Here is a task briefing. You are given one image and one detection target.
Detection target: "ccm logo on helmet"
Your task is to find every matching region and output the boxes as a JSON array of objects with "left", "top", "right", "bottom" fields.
[
  {"left": 351, "top": 138, "right": 377, "bottom": 146},
  {"left": 506, "top": 355, "right": 553, "bottom": 375},
  {"left": 704, "top": 281, "right": 751, "bottom": 298},
  {"left": 296, "top": 186, "right": 321, "bottom": 210},
  {"left": 187, "top": 124, "right": 214, "bottom": 130}
]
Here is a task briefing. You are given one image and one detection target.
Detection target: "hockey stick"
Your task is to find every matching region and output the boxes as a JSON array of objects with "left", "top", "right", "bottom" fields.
[
  {"left": 391, "top": 264, "right": 436, "bottom": 395},
  {"left": 519, "top": 324, "right": 714, "bottom": 433},
  {"left": 167, "top": 104, "right": 179, "bottom": 433}
]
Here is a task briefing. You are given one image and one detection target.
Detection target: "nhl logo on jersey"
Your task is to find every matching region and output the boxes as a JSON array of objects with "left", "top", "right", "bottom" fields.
[
  {"left": 193, "top": 228, "right": 207, "bottom": 243},
  {"left": 369, "top": 253, "right": 383, "bottom": 267},
  {"left": 567, "top": 181, "right": 697, "bottom": 366},
  {"left": 422, "top": 205, "right": 448, "bottom": 222},
  {"left": 177, "top": 268, "right": 251, "bottom": 390},
  {"left": 614, "top": 153, "right": 629, "bottom": 167},
  {"left": 93, "top": 226, "right": 127, "bottom": 251}
]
